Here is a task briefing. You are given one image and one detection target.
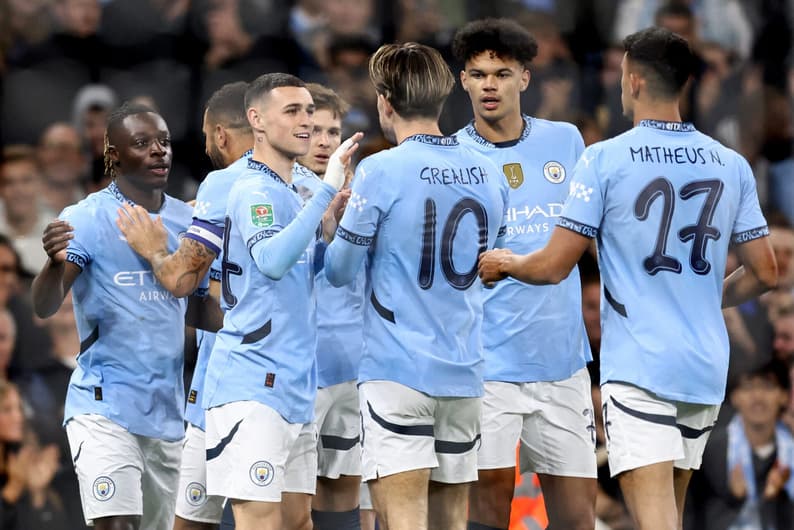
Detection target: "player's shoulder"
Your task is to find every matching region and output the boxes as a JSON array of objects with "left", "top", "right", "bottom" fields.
[
  {"left": 529, "top": 117, "right": 581, "bottom": 139},
  {"left": 163, "top": 193, "right": 194, "bottom": 220},
  {"left": 60, "top": 187, "right": 110, "bottom": 221}
]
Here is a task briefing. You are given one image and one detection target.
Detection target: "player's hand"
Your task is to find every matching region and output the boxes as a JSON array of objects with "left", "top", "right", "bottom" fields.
[
  {"left": 478, "top": 248, "right": 514, "bottom": 287},
  {"left": 323, "top": 132, "right": 363, "bottom": 191},
  {"left": 322, "top": 189, "right": 352, "bottom": 243},
  {"left": 42, "top": 220, "right": 74, "bottom": 264},
  {"left": 116, "top": 202, "right": 168, "bottom": 262}
]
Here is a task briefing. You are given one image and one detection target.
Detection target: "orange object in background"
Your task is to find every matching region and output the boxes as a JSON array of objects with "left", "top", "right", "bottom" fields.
[{"left": 509, "top": 448, "right": 548, "bottom": 530}]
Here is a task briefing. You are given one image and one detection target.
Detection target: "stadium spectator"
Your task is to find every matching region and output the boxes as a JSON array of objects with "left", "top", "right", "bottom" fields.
[
  {"left": 0, "top": 145, "right": 56, "bottom": 274},
  {"left": 71, "top": 84, "right": 117, "bottom": 193},
  {"left": 37, "top": 123, "right": 88, "bottom": 213},
  {"left": 686, "top": 360, "right": 794, "bottom": 530},
  {"left": 773, "top": 306, "right": 794, "bottom": 363}
]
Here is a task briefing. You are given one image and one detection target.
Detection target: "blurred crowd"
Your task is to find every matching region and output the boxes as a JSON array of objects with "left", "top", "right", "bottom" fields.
[{"left": 1, "top": 0, "right": 794, "bottom": 529}]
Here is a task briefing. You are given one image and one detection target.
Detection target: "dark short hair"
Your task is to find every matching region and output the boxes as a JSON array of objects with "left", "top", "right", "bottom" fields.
[
  {"left": 654, "top": 2, "right": 694, "bottom": 24},
  {"left": 205, "top": 81, "right": 250, "bottom": 131},
  {"left": 244, "top": 73, "right": 306, "bottom": 110},
  {"left": 452, "top": 18, "right": 538, "bottom": 68},
  {"left": 623, "top": 27, "right": 696, "bottom": 99},
  {"left": 731, "top": 359, "right": 791, "bottom": 394}
]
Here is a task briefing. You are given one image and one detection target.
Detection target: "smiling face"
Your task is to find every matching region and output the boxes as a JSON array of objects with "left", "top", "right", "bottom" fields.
[
  {"left": 248, "top": 86, "right": 315, "bottom": 160},
  {"left": 108, "top": 112, "right": 172, "bottom": 191},
  {"left": 298, "top": 109, "right": 342, "bottom": 175},
  {"left": 461, "top": 51, "right": 529, "bottom": 125}
]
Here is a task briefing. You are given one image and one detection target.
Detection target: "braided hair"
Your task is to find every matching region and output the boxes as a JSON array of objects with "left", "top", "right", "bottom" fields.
[{"left": 102, "top": 101, "right": 157, "bottom": 180}]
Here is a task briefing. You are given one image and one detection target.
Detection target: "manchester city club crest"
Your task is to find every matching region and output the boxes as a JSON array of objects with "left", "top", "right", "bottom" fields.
[
  {"left": 249, "top": 460, "right": 275, "bottom": 486},
  {"left": 543, "top": 161, "right": 566, "bottom": 184},
  {"left": 186, "top": 482, "right": 206, "bottom": 506},
  {"left": 503, "top": 163, "right": 524, "bottom": 189},
  {"left": 92, "top": 476, "right": 116, "bottom": 501}
]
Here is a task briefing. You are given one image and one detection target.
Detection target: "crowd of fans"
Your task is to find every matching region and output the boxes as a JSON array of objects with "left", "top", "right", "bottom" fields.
[{"left": 0, "top": 0, "right": 793, "bottom": 528}]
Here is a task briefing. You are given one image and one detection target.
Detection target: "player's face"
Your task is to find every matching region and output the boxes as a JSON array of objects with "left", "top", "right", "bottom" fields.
[
  {"left": 297, "top": 109, "right": 342, "bottom": 175},
  {"left": 254, "top": 86, "right": 315, "bottom": 160},
  {"left": 110, "top": 112, "right": 172, "bottom": 191},
  {"left": 620, "top": 53, "right": 634, "bottom": 120},
  {"left": 461, "top": 51, "right": 529, "bottom": 124},
  {"left": 202, "top": 110, "right": 226, "bottom": 170}
]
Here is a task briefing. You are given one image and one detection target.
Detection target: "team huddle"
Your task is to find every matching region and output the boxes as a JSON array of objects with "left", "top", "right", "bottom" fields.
[{"left": 30, "top": 18, "right": 778, "bottom": 530}]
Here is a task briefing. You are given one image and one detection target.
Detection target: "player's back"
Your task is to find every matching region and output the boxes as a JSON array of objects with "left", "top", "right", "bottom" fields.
[
  {"left": 562, "top": 120, "right": 768, "bottom": 404},
  {"left": 354, "top": 135, "right": 508, "bottom": 397}
]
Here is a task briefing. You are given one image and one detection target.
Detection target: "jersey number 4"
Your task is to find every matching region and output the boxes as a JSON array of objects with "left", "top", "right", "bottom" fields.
[
  {"left": 418, "top": 197, "right": 488, "bottom": 290},
  {"left": 634, "top": 178, "right": 723, "bottom": 276},
  {"left": 221, "top": 216, "right": 242, "bottom": 307}
]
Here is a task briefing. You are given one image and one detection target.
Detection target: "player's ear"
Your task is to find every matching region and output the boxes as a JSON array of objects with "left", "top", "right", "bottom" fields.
[
  {"left": 216, "top": 124, "right": 227, "bottom": 149},
  {"left": 247, "top": 107, "right": 263, "bottom": 134},
  {"left": 629, "top": 72, "right": 641, "bottom": 98},
  {"left": 520, "top": 68, "right": 530, "bottom": 92},
  {"left": 107, "top": 145, "right": 120, "bottom": 166},
  {"left": 377, "top": 94, "right": 394, "bottom": 117},
  {"left": 460, "top": 70, "right": 469, "bottom": 92}
]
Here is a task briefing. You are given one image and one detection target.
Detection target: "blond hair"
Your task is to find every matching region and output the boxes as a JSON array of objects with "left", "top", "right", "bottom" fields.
[{"left": 369, "top": 42, "right": 454, "bottom": 119}]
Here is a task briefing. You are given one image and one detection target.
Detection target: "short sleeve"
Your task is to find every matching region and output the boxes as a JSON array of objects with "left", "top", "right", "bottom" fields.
[
  {"left": 336, "top": 156, "right": 393, "bottom": 246},
  {"left": 61, "top": 203, "right": 95, "bottom": 269},
  {"left": 229, "top": 182, "right": 285, "bottom": 257},
  {"left": 731, "top": 158, "right": 769, "bottom": 244},
  {"left": 185, "top": 172, "right": 231, "bottom": 255},
  {"left": 558, "top": 146, "right": 604, "bottom": 239}
]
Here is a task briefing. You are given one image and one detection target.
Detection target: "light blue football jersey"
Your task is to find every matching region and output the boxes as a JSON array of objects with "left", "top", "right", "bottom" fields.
[
  {"left": 293, "top": 166, "right": 366, "bottom": 388},
  {"left": 560, "top": 120, "right": 769, "bottom": 405},
  {"left": 324, "top": 135, "right": 509, "bottom": 397},
  {"left": 184, "top": 151, "right": 251, "bottom": 430},
  {"left": 202, "top": 160, "right": 336, "bottom": 423},
  {"left": 62, "top": 181, "right": 195, "bottom": 441},
  {"left": 458, "top": 116, "right": 592, "bottom": 382}
]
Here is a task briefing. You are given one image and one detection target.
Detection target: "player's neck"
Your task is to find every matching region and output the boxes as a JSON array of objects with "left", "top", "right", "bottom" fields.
[
  {"left": 473, "top": 112, "right": 524, "bottom": 143},
  {"left": 393, "top": 116, "right": 443, "bottom": 144},
  {"left": 114, "top": 177, "right": 164, "bottom": 212},
  {"left": 228, "top": 136, "right": 254, "bottom": 162},
  {"left": 252, "top": 141, "right": 295, "bottom": 184},
  {"left": 632, "top": 99, "right": 682, "bottom": 126}
]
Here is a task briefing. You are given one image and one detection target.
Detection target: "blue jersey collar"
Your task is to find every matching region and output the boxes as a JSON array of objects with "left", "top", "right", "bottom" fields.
[
  {"left": 402, "top": 134, "right": 459, "bottom": 146},
  {"left": 464, "top": 115, "right": 532, "bottom": 148},
  {"left": 248, "top": 159, "right": 298, "bottom": 192},
  {"left": 108, "top": 180, "right": 167, "bottom": 211},
  {"left": 638, "top": 120, "right": 696, "bottom": 132}
]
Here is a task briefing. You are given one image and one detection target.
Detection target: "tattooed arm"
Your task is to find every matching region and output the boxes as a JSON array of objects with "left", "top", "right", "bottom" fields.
[{"left": 116, "top": 203, "right": 217, "bottom": 298}]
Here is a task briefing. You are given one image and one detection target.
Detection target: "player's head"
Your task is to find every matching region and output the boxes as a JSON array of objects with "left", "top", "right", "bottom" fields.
[
  {"left": 203, "top": 81, "right": 252, "bottom": 169},
  {"left": 298, "top": 84, "right": 350, "bottom": 176},
  {"left": 104, "top": 102, "right": 171, "bottom": 190},
  {"left": 620, "top": 27, "right": 696, "bottom": 119},
  {"left": 245, "top": 73, "right": 314, "bottom": 160},
  {"left": 453, "top": 19, "right": 536, "bottom": 125},
  {"left": 730, "top": 359, "right": 790, "bottom": 428},
  {"left": 368, "top": 42, "right": 454, "bottom": 143}
]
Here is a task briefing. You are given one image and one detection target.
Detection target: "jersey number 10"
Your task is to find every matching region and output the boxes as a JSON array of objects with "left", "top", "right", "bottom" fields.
[{"left": 418, "top": 197, "right": 489, "bottom": 290}]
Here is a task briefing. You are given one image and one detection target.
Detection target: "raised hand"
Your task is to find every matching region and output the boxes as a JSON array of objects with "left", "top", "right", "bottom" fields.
[
  {"left": 116, "top": 202, "right": 168, "bottom": 262},
  {"left": 322, "top": 188, "right": 352, "bottom": 242},
  {"left": 42, "top": 220, "right": 74, "bottom": 264},
  {"left": 323, "top": 132, "right": 364, "bottom": 191}
]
